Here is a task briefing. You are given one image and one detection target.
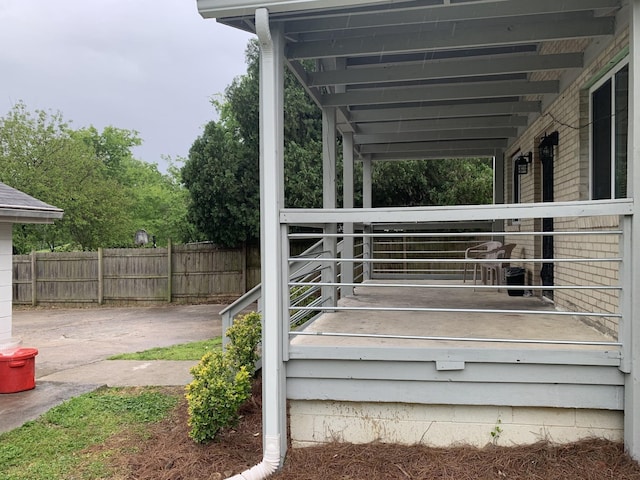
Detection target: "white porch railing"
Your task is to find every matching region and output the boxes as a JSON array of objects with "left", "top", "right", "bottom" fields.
[
  {"left": 282, "top": 199, "right": 631, "bottom": 354},
  {"left": 219, "top": 239, "right": 328, "bottom": 345}
]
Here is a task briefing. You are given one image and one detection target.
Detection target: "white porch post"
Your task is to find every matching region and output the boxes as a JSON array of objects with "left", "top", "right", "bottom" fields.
[
  {"left": 494, "top": 151, "right": 505, "bottom": 205},
  {"left": 626, "top": 0, "right": 640, "bottom": 460},
  {"left": 362, "top": 156, "right": 373, "bottom": 281},
  {"left": 0, "top": 224, "right": 12, "bottom": 342},
  {"left": 342, "top": 132, "right": 355, "bottom": 296},
  {"left": 493, "top": 151, "right": 506, "bottom": 235},
  {"left": 257, "top": 8, "right": 287, "bottom": 463},
  {"left": 322, "top": 106, "right": 338, "bottom": 307}
]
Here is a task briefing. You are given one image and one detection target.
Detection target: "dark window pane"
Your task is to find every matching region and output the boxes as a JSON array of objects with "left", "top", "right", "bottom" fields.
[
  {"left": 615, "top": 65, "right": 628, "bottom": 199},
  {"left": 592, "top": 79, "right": 612, "bottom": 200}
]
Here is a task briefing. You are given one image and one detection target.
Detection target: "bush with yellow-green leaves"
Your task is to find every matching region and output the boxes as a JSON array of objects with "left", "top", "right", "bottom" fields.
[{"left": 185, "top": 312, "right": 261, "bottom": 443}]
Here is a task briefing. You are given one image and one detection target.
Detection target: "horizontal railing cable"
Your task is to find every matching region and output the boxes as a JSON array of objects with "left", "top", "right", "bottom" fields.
[
  {"left": 289, "top": 330, "right": 621, "bottom": 346},
  {"left": 289, "top": 305, "right": 620, "bottom": 318},
  {"left": 289, "top": 281, "right": 621, "bottom": 291},
  {"left": 288, "top": 230, "right": 622, "bottom": 239},
  {"left": 289, "top": 256, "right": 622, "bottom": 264}
]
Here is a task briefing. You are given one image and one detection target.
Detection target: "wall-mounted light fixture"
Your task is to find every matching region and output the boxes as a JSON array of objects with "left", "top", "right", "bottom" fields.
[
  {"left": 539, "top": 131, "right": 559, "bottom": 163},
  {"left": 515, "top": 152, "right": 533, "bottom": 175}
]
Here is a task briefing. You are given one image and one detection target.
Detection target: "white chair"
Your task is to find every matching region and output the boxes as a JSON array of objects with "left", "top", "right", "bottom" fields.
[
  {"left": 463, "top": 241, "right": 502, "bottom": 284},
  {"left": 481, "top": 243, "right": 517, "bottom": 287}
]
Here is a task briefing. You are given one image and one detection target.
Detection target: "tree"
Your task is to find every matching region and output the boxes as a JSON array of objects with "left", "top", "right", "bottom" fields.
[
  {"left": 122, "top": 157, "right": 198, "bottom": 246},
  {"left": 0, "top": 103, "right": 138, "bottom": 251},
  {"left": 73, "top": 125, "right": 142, "bottom": 182},
  {"left": 183, "top": 118, "right": 259, "bottom": 247},
  {"left": 183, "top": 40, "right": 327, "bottom": 247},
  {"left": 372, "top": 158, "right": 493, "bottom": 207}
]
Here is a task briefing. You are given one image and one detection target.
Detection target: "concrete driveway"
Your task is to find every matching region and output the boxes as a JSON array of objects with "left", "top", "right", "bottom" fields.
[
  {"left": 12, "top": 304, "right": 223, "bottom": 377},
  {"left": 0, "top": 304, "right": 225, "bottom": 433}
]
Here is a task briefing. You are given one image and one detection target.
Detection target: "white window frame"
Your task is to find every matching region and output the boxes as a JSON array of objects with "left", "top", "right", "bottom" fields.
[{"left": 589, "top": 57, "right": 629, "bottom": 200}]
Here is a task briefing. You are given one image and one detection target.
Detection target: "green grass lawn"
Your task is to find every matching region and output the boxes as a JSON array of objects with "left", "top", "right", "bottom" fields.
[
  {"left": 0, "top": 387, "right": 179, "bottom": 480},
  {"left": 108, "top": 337, "right": 222, "bottom": 361}
]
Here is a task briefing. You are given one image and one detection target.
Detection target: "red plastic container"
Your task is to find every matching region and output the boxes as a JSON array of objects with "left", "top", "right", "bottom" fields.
[{"left": 0, "top": 348, "right": 38, "bottom": 394}]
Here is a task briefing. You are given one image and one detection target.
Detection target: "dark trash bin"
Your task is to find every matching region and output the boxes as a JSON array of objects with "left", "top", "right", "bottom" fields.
[{"left": 505, "top": 267, "right": 525, "bottom": 296}]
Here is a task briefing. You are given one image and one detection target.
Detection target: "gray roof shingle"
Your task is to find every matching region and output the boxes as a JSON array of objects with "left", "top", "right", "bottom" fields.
[{"left": 0, "top": 182, "right": 63, "bottom": 223}]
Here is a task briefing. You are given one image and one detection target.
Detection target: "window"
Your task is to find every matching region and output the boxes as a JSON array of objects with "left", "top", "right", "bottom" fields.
[{"left": 590, "top": 61, "right": 628, "bottom": 200}]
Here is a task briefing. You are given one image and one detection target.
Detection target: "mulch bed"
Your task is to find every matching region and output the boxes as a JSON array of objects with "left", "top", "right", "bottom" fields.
[{"left": 115, "top": 379, "right": 640, "bottom": 480}]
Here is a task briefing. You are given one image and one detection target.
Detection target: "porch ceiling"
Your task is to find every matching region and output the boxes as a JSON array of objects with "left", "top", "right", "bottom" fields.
[{"left": 200, "top": 0, "right": 623, "bottom": 161}]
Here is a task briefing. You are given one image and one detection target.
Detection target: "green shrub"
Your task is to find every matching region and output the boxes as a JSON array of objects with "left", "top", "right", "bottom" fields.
[
  {"left": 226, "top": 311, "right": 262, "bottom": 371},
  {"left": 185, "top": 311, "right": 262, "bottom": 443},
  {"left": 185, "top": 350, "right": 251, "bottom": 443}
]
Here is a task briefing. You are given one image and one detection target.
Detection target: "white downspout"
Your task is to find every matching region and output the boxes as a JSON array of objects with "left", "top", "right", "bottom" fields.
[
  {"left": 227, "top": 7, "right": 285, "bottom": 479},
  {"left": 226, "top": 436, "right": 280, "bottom": 480}
]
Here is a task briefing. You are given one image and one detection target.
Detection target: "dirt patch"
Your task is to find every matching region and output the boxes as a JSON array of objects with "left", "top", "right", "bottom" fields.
[{"left": 113, "top": 380, "right": 640, "bottom": 480}]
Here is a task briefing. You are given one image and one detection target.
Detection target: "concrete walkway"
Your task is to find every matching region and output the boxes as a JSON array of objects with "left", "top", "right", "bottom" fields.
[{"left": 0, "top": 304, "right": 225, "bottom": 434}]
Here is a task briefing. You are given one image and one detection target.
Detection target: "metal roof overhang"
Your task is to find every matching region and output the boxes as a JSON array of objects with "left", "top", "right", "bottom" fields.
[{"left": 198, "top": 0, "right": 624, "bottom": 162}]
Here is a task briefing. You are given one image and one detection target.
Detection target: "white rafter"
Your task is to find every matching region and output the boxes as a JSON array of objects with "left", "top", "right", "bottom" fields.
[
  {"left": 321, "top": 80, "right": 559, "bottom": 107},
  {"left": 308, "top": 53, "right": 583, "bottom": 87},
  {"left": 288, "top": 16, "right": 614, "bottom": 59}
]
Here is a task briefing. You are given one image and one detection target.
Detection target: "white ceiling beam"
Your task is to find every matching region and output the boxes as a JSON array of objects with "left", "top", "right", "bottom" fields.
[
  {"left": 369, "top": 149, "right": 503, "bottom": 161},
  {"left": 354, "top": 127, "right": 518, "bottom": 144},
  {"left": 283, "top": 0, "right": 620, "bottom": 33},
  {"left": 349, "top": 101, "right": 540, "bottom": 122},
  {"left": 360, "top": 139, "right": 509, "bottom": 154},
  {"left": 308, "top": 53, "right": 583, "bottom": 87},
  {"left": 321, "top": 80, "right": 558, "bottom": 107},
  {"left": 287, "top": 17, "right": 615, "bottom": 59},
  {"left": 356, "top": 115, "right": 529, "bottom": 134}
]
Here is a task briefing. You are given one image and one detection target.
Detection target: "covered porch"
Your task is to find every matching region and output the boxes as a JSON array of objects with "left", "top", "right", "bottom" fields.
[
  {"left": 282, "top": 202, "right": 627, "bottom": 447},
  {"left": 198, "top": 0, "right": 640, "bottom": 469}
]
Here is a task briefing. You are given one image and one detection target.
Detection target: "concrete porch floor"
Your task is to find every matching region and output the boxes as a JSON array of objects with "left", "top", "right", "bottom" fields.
[{"left": 290, "top": 280, "right": 617, "bottom": 350}]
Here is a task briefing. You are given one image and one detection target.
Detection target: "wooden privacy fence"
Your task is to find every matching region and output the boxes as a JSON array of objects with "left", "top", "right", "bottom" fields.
[{"left": 12, "top": 242, "right": 261, "bottom": 306}]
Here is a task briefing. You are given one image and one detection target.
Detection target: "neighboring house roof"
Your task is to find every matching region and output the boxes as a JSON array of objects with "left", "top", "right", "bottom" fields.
[{"left": 0, "top": 182, "right": 64, "bottom": 224}]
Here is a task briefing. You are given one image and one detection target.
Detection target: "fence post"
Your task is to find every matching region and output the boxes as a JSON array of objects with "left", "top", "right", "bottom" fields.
[
  {"left": 97, "top": 248, "right": 104, "bottom": 305},
  {"left": 167, "top": 239, "right": 172, "bottom": 303},
  {"left": 242, "top": 241, "right": 248, "bottom": 293},
  {"left": 30, "top": 251, "right": 36, "bottom": 307}
]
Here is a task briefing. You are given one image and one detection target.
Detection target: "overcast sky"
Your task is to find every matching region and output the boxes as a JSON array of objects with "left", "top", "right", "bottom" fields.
[{"left": 0, "top": 0, "right": 254, "bottom": 172}]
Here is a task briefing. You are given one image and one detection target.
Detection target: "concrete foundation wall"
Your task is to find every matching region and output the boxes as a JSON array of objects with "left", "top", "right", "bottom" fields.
[{"left": 290, "top": 400, "right": 624, "bottom": 448}]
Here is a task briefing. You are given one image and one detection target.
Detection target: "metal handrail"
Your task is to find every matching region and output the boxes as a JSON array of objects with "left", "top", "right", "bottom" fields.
[{"left": 220, "top": 239, "right": 326, "bottom": 345}]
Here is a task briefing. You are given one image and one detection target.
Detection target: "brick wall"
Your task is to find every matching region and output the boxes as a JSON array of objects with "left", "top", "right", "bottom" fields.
[{"left": 504, "top": 30, "right": 629, "bottom": 337}]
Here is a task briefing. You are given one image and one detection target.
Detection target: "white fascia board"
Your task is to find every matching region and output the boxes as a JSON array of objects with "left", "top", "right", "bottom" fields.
[
  {"left": 197, "top": 0, "right": 397, "bottom": 19},
  {"left": 0, "top": 207, "right": 63, "bottom": 224}
]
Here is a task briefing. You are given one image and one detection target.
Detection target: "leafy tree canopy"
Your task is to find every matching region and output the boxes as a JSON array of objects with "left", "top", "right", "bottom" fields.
[
  {"left": 0, "top": 102, "right": 192, "bottom": 251},
  {"left": 372, "top": 158, "right": 493, "bottom": 208},
  {"left": 183, "top": 40, "right": 328, "bottom": 247}
]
